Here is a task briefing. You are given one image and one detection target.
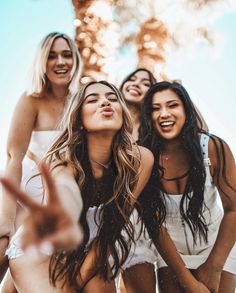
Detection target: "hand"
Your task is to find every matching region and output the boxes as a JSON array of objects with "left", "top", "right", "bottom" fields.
[
  {"left": 192, "top": 281, "right": 211, "bottom": 293},
  {"left": 182, "top": 279, "right": 211, "bottom": 293},
  {"left": 195, "top": 261, "right": 222, "bottom": 293},
  {"left": 0, "top": 163, "right": 83, "bottom": 253}
]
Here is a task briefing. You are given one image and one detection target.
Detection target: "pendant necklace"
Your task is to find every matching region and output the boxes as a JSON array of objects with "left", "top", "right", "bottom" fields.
[{"left": 90, "top": 158, "right": 111, "bottom": 169}]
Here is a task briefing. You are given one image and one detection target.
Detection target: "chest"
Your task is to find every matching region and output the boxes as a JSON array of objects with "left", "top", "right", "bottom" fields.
[
  {"left": 35, "top": 99, "right": 66, "bottom": 130},
  {"left": 159, "top": 153, "right": 190, "bottom": 195}
]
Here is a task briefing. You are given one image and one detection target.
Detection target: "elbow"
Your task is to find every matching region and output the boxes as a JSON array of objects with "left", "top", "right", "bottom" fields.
[{"left": 5, "top": 150, "right": 24, "bottom": 173}]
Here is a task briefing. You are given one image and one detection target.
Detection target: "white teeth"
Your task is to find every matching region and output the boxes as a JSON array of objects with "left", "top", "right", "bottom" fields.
[
  {"left": 160, "top": 121, "right": 174, "bottom": 126},
  {"left": 55, "top": 70, "right": 67, "bottom": 74}
]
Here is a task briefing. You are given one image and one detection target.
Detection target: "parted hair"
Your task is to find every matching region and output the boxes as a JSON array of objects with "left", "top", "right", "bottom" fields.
[
  {"left": 27, "top": 32, "right": 82, "bottom": 98},
  {"left": 139, "top": 81, "right": 236, "bottom": 247},
  {"left": 45, "top": 81, "right": 140, "bottom": 288}
]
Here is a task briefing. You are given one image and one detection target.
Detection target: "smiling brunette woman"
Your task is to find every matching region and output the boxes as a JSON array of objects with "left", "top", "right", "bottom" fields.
[
  {"left": 120, "top": 68, "right": 156, "bottom": 142},
  {"left": 138, "top": 81, "right": 236, "bottom": 293},
  {"left": 0, "top": 32, "right": 82, "bottom": 292}
]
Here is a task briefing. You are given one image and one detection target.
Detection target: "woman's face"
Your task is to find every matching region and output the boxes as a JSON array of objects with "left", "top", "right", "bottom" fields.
[
  {"left": 81, "top": 83, "right": 123, "bottom": 134},
  {"left": 122, "top": 70, "right": 151, "bottom": 105},
  {"left": 151, "top": 89, "right": 186, "bottom": 140},
  {"left": 46, "top": 37, "right": 73, "bottom": 87}
]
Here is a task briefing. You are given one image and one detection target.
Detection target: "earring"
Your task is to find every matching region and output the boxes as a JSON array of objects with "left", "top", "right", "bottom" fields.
[{"left": 80, "top": 125, "right": 84, "bottom": 130}]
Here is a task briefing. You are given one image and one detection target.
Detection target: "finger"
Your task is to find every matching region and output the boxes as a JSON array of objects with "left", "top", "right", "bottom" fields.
[
  {"left": 40, "top": 223, "right": 83, "bottom": 251},
  {"left": 39, "top": 163, "right": 59, "bottom": 205},
  {"left": 0, "top": 178, "right": 41, "bottom": 210}
]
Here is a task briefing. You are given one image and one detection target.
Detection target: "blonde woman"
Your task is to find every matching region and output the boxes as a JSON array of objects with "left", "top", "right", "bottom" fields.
[
  {"left": 0, "top": 32, "right": 81, "bottom": 291},
  {"left": 1, "top": 81, "right": 210, "bottom": 293}
]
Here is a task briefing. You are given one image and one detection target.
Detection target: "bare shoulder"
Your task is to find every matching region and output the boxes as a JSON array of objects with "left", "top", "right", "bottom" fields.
[
  {"left": 132, "top": 146, "right": 154, "bottom": 199},
  {"left": 208, "top": 135, "right": 235, "bottom": 173},
  {"left": 15, "top": 91, "right": 39, "bottom": 113},
  {"left": 137, "top": 145, "right": 154, "bottom": 166}
]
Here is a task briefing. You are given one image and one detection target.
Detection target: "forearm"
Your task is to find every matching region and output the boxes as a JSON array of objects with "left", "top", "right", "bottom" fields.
[
  {"left": 205, "top": 211, "right": 236, "bottom": 269},
  {"left": 53, "top": 182, "right": 83, "bottom": 222},
  {"left": 1, "top": 159, "right": 22, "bottom": 219},
  {"left": 156, "top": 227, "right": 197, "bottom": 288}
]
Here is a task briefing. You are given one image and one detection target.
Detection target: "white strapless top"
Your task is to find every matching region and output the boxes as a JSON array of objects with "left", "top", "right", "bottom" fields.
[{"left": 28, "top": 130, "right": 62, "bottom": 159}]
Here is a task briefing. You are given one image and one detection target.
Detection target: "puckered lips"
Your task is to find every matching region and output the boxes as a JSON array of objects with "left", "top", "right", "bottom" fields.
[
  {"left": 159, "top": 121, "right": 175, "bottom": 132},
  {"left": 100, "top": 107, "right": 114, "bottom": 117}
]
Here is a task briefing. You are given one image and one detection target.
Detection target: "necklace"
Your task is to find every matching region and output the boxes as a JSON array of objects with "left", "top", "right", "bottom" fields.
[{"left": 90, "top": 158, "right": 111, "bottom": 169}]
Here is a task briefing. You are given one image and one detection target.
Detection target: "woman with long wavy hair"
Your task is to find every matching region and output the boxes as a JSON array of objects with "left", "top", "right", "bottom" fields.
[
  {"left": 0, "top": 31, "right": 82, "bottom": 292},
  {"left": 138, "top": 81, "right": 236, "bottom": 292},
  {"left": 0, "top": 80, "right": 153, "bottom": 292},
  {"left": 1, "top": 81, "right": 211, "bottom": 293}
]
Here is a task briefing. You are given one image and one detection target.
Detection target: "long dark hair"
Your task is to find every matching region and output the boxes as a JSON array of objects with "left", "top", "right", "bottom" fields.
[
  {"left": 139, "top": 81, "right": 209, "bottom": 244},
  {"left": 46, "top": 81, "right": 140, "bottom": 288}
]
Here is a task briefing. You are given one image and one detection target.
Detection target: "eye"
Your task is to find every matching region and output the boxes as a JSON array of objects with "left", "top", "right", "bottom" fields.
[
  {"left": 108, "top": 94, "right": 118, "bottom": 102},
  {"left": 86, "top": 98, "right": 98, "bottom": 103},
  {"left": 169, "top": 103, "right": 178, "bottom": 108},
  {"left": 48, "top": 53, "right": 56, "bottom": 60},
  {"left": 63, "top": 51, "right": 73, "bottom": 58},
  {"left": 152, "top": 106, "right": 160, "bottom": 112},
  {"left": 143, "top": 82, "right": 151, "bottom": 87}
]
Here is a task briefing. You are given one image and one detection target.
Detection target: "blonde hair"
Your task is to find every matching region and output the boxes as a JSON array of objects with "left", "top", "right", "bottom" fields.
[{"left": 27, "top": 32, "right": 82, "bottom": 97}]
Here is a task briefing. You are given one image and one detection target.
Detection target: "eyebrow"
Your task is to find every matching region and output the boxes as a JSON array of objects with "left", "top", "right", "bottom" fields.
[
  {"left": 49, "top": 49, "right": 72, "bottom": 53},
  {"left": 84, "top": 91, "right": 116, "bottom": 100},
  {"left": 152, "top": 99, "right": 179, "bottom": 105}
]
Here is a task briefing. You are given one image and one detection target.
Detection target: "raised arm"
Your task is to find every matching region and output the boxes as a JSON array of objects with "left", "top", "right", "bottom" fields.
[
  {"left": 0, "top": 93, "right": 37, "bottom": 237},
  {"left": 196, "top": 137, "right": 236, "bottom": 291},
  {"left": 0, "top": 163, "right": 83, "bottom": 251}
]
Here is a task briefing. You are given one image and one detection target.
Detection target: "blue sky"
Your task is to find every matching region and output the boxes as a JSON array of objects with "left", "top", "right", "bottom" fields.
[{"left": 0, "top": 0, "right": 235, "bottom": 169}]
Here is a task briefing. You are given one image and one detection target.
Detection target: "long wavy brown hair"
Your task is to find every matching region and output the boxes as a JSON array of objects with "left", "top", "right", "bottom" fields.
[{"left": 45, "top": 81, "right": 140, "bottom": 288}]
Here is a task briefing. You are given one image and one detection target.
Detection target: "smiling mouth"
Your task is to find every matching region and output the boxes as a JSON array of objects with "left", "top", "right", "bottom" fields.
[
  {"left": 54, "top": 69, "right": 69, "bottom": 75},
  {"left": 127, "top": 87, "right": 141, "bottom": 96},
  {"left": 160, "top": 121, "right": 175, "bottom": 130}
]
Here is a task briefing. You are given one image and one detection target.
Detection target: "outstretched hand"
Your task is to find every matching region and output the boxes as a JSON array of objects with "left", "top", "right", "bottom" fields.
[{"left": 0, "top": 163, "right": 83, "bottom": 253}]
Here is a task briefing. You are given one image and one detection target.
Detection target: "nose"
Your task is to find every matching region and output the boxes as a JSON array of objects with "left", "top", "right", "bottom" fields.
[
  {"left": 132, "top": 79, "right": 140, "bottom": 88},
  {"left": 57, "top": 55, "right": 66, "bottom": 66},
  {"left": 160, "top": 107, "right": 171, "bottom": 118},
  {"left": 100, "top": 99, "right": 111, "bottom": 107}
]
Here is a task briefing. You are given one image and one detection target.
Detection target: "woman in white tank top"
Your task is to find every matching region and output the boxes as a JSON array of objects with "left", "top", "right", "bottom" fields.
[
  {"left": 0, "top": 32, "right": 82, "bottom": 291},
  {"left": 137, "top": 81, "right": 236, "bottom": 292}
]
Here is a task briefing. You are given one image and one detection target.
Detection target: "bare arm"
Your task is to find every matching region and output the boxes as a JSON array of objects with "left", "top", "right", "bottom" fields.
[
  {"left": 135, "top": 148, "right": 210, "bottom": 292},
  {"left": 0, "top": 93, "right": 37, "bottom": 236},
  {"left": 0, "top": 163, "right": 83, "bottom": 250},
  {"left": 196, "top": 138, "right": 236, "bottom": 291}
]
